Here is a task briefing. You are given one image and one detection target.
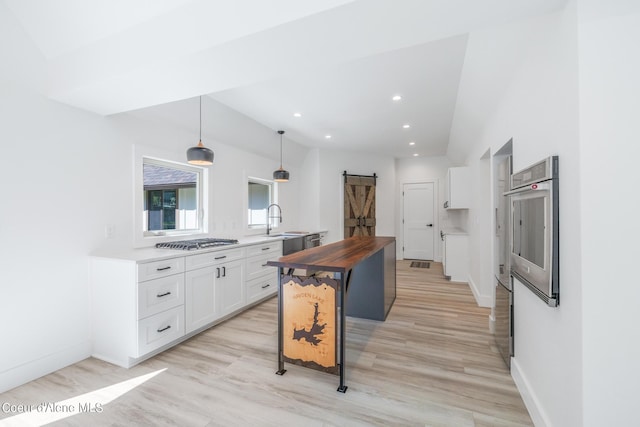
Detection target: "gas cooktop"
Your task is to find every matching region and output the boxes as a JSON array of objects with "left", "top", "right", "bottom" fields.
[{"left": 155, "top": 238, "right": 238, "bottom": 251}]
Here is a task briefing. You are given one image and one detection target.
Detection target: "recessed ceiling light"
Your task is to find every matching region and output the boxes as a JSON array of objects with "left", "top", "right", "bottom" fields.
[
  {"left": 409, "top": 141, "right": 415, "bottom": 146},
  {"left": 392, "top": 95, "right": 402, "bottom": 101},
  {"left": 413, "top": 153, "right": 419, "bottom": 157},
  {"left": 325, "top": 134, "right": 332, "bottom": 139},
  {"left": 403, "top": 124, "right": 411, "bottom": 129},
  {"left": 293, "top": 112, "right": 302, "bottom": 118}
]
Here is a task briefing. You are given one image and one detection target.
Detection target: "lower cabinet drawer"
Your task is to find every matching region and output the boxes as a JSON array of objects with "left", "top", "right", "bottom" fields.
[
  {"left": 138, "top": 257, "right": 185, "bottom": 282},
  {"left": 136, "top": 306, "right": 185, "bottom": 357},
  {"left": 246, "top": 274, "right": 277, "bottom": 304},
  {"left": 246, "top": 253, "right": 277, "bottom": 282},
  {"left": 245, "top": 242, "right": 282, "bottom": 258},
  {"left": 138, "top": 274, "right": 185, "bottom": 319}
]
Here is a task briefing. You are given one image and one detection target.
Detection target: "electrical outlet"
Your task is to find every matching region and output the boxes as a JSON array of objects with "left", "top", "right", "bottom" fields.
[{"left": 105, "top": 224, "right": 115, "bottom": 239}]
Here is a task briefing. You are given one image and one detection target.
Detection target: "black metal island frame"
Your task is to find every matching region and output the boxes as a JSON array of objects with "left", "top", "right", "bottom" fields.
[{"left": 267, "top": 236, "right": 396, "bottom": 392}]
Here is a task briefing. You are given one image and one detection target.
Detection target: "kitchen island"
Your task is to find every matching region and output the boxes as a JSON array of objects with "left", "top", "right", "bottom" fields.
[{"left": 267, "top": 236, "right": 396, "bottom": 392}]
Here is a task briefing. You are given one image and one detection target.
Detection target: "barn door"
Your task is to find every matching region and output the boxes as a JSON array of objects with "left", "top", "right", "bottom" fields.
[{"left": 344, "top": 172, "right": 377, "bottom": 238}]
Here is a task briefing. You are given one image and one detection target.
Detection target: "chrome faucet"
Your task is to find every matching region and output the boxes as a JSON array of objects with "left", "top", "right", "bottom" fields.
[{"left": 266, "top": 203, "right": 282, "bottom": 235}]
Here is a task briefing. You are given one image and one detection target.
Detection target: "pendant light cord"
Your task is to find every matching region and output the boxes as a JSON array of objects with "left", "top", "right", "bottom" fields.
[
  {"left": 280, "top": 132, "right": 283, "bottom": 168},
  {"left": 199, "top": 96, "right": 202, "bottom": 142}
]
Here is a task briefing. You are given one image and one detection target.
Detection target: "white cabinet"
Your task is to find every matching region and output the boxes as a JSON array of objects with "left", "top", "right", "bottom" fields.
[
  {"left": 90, "top": 240, "right": 282, "bottom": 368},
  {"left": 135, "top": 260, "right": 186, "bottom": 356},
  {"left": 442, "top": 233, "right": 469, "bottom": 282},
  {"left": 138, "top": 273, "right": 185, "bottom": 319},
  {"left": 444, "top": 167, "right": 470, "bottom": 209},
  {"left": 217, "top": 259, "right": 245, "bottom": 316},
  {"left": 319, "top": 231, "right": 328, "bottom": 245},
  {"left": 185, "top": 265, "right": 218, "bottom": 333},
  {"left": 185, "top": 247, "right": 245, "bottom": 333},
  {"left": 246, "top": 275, "right": 277, "bottom": 304},
  {"left": 245, "top": 241, "right": 280, "bottom": 304},
  {"left": 137, "top": 306, "right": 185, "bottom": 356},
  {"left": 90, "top": 255, "right": 186, "bottom": 367}
]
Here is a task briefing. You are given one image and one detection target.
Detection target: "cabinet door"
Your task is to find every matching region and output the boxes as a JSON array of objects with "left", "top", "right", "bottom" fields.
[
  {"left": 446, "top": 167, "right": 471, "bottom": 209},
  {"left": 217, "top": 259, "right": 245, "bottom": 317},
  {"left": 185, "top": 266, "right": 217, "bottom": 333},
  {"left": 443, "top": 235, "right": 469, "bottom": 282}
]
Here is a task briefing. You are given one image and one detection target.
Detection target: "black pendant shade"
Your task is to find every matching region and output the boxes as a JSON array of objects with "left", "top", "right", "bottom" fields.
[
  {"left": 273, "top": 130, "right": 290, "bottom": 182},
  {"left": 273, "top": 168, "right": 290, "bottom": 182},
  {"left": 187, "top": 96, "right": 214, "bottom": 166},
  {"left": 187, "top": 141, "right": 214, "bottom": 165}
]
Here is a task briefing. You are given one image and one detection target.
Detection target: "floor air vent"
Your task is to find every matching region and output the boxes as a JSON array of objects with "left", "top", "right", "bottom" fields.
[{"left": 410, "top": 261, "right": 430, "bottom": 269}]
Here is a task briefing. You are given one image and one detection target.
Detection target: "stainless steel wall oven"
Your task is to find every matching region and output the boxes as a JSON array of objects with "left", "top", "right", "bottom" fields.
[{"left": 506, "top": 156, "right": 559, "bottom": 307}]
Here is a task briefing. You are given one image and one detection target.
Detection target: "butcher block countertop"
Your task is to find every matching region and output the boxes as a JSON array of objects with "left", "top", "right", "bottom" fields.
[{"left": 267, "top": 236, "right": 395, "bottom": 273}]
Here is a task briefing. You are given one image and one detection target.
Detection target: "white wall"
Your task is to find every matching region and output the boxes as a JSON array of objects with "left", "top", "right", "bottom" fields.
[
  {"left": 395, "top": 156, "right": 451, "bottom": 261},
  {"left": 578, "top": 1, "right": 640, "bottom": 425},
  {"left": 1, "top": 1, "right": 121, "bottom": 390},
  {"left": 316, "top": 149, "right": 396, "bottom": 244},
  {"left": 467, "top": 153, "right": 493, "bottom": 307},
  {"left": 449, "top": 7, "right": 582, "bottom": 427},
  {"left": 298, "top": 148, "right": 321, "bottom": 232},
  {"left": 0, "top": 4, "right": 303, "bottom": 392}
]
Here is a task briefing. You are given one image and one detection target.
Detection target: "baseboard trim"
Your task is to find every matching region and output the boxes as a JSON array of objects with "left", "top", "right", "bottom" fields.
[
  {"left": 0, "top": 342, "right": 91, "bottom": 393},
  {"left": 467, "top": 275, "right": 492, "bottom": 307},
  {"left": 511, "top": 358, "right": 552, "bottom": 427}
]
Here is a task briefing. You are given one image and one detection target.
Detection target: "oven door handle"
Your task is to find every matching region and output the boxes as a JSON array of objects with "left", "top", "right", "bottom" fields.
[{"left": 504, "top": 181, "right": 551, "bottom": 196}]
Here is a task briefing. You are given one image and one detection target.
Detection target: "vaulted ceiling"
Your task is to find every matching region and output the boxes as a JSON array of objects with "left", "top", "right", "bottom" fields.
[{"left": 6, "top": 0, "right": 567, "bottom": 158}]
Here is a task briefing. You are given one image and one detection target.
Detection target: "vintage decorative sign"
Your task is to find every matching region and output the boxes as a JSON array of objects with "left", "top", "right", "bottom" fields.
[{"left": 282, "top": 275, "right": 338, "bottom": 374}]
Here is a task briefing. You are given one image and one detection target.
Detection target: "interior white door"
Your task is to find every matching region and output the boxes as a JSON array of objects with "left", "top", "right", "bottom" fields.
[{"left": 403, "top": 182, "right": 435, "bottom": 260}]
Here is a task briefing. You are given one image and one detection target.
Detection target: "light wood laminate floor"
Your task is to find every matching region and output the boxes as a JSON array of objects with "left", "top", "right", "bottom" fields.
[{"left": 0, "top": 261, "right": 532, "bottom": 426}]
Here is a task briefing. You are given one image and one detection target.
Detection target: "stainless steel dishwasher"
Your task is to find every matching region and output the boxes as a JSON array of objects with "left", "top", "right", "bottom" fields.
[
  {"left": 282, "top": 235, "right": 304, "bottom": 255},
  {"left": 304, "top": 233, "right": 320, "bottom": 249}
]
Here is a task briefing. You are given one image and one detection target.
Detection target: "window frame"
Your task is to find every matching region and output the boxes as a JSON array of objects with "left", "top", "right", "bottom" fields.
[
  {"left": 246, "top": 176, "right": 278, "bottom": 233},
  {"left": 134, "top": 146, "right": 208, "bottom": 247}
]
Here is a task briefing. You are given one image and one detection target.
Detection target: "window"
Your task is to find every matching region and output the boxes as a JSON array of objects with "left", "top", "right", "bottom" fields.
[
  {"left": 143, "top": 162, "right": 198, "bottom": 231},
  {"left": 136, "top": 154, "right": 207, "bottom": 243},
  {"left": 248, "top": 178, "right": 275, "bottom": 230}
]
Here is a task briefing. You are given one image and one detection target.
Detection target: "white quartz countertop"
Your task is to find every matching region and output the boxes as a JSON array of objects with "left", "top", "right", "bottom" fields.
[
  {"left": 90, "top": 235, "right": 285, "bottom": 263},
  {"left": 90, "top": 230, "right": 328, "bottom": 263}
]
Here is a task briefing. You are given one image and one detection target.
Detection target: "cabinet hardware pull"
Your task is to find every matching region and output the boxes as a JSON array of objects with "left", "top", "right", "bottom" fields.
[
  {"left": 156, "top": 292, "right": 171, "bottom": 298},
  {"left": 157, "top": 325, "right": 171, "bottom": 333},
  {"left": 222, "top": 266, "right": 226, "bottom": 277},
  {"left": 261, "top": 284, "right": 271, "bottom": 289},
  {"left": 261, "top": 263, "right": 269, "bottom": 267},
  {"left": 156, "top": 266, "right": 171, "bottom": 271},
  {"left": 214, "top": 255, "right": 226, "bottom": 260},
  {"left": 216, "top": 267, "right": 220, "bottom": 278},
  {"left": 262, "top": 247, "right": 270, "bottom": 251}
]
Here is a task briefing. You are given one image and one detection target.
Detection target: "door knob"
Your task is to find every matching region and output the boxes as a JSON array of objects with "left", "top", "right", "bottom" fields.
[{"left": 426, "top": 223, "right": 433, "bottom": 227}]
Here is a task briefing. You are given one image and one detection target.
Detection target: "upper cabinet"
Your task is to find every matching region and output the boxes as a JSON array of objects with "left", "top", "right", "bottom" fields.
[{"left": 444, "top": 167, "right": 470, "bottom": 209}]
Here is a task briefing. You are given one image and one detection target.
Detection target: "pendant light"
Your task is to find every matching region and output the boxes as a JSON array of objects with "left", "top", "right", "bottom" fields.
[
  {"left": 187, "top": 96, "right": 214, "bottom": 166},
  {"left": 273, "top": 130, "right": 290, "bottom": 182}
]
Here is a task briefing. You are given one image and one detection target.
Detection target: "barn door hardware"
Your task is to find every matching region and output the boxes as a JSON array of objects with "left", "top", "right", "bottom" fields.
[{"left": 343, "top": 171, "right": 377, "bottom": 185}]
